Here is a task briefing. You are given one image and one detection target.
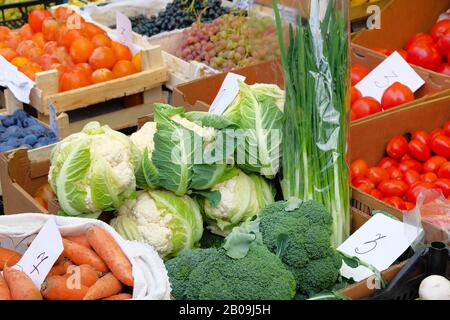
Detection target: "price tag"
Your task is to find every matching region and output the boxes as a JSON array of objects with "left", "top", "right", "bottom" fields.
[
  {"left": 116, "top": 12, "right": 133, "bottom": 50},
  {"left": 278, "top": 4, "right": 298, "bottom": 25},
  {"left": 337, "top": 214, "right": 422, "bottom": 282},
  {"left": 232, "top": 0, "right": 254, "bottom": 11},
  {"left": 355, "top": 51, "right": 425, "bottom": 103},
  {"left": 209, "top": 72, "right": 246, "bottom": 115},
  {"left": 13, "top": 217, "right": 63, "bottom": 288},
  {"left": 48, "top": 100, "right": 59, "bottom": 140}
]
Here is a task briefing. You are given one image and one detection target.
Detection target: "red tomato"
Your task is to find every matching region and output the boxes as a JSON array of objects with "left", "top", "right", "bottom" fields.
[
  {"left": 352, "top": 177, "right": 375, "bottom": 189},
  {"left": 407, "top": 42, "right": 442, "bottom": 71},
  {"left": 350, "top": 159, "right": 370, "bottom": 179},
  {"left": 351, "top": 64, "right": 369, "bottom": 85},
  {"left": 408, "top": 139, "right": 431, "bottom": 162},
  {"left": 395, "top": 49, "right": 408, "bottom": 60},
  {"left": 350, "top": 109, "right": 357, "bottom": 121},
  {"left": 385, "top": 196, "right": 407, "bottom": 210},
  {"left": 423, "top": 156, "right": 447, "bottom": 174},
  {"left": 386, "top": 135, "right": 408, "bottom": 159},
  {"left": 370, "top": 189, "right": 384, "bottom": 200},
  {"left": 28, "top": 9, "right": 52, "bottom": 33},
  {"left": 366, "top": 167, "right": 389, "bottom": 186},
  {"left": 381, "top": 82, "right": 414, "bottom": 110},
  {"left": 437, "top": 63, "right": 450, "bottom": 76},
  {"left": 404, "top": 169, "right": 421, "bottom": 185},
  {"left": 372, "top": 47, "right": 390, "bottom": 55},
  {"left": 411, "top": 130, "right": 430, "bottom": 146},
  {"left": 404, "top": 202, "right": 415, "bottom": 211},
  {"left": 352, "top": 97, "right": 381, "bottom": 119},
  {"left": 430, "top": 134, "right": 450, "bottom": 158},
  {"left": 422, "top": 172, "right": 438, "bottom": 183},
  {"left": 350, "top": 86, "right": 362, "bottom": 106},
  {"left": 444, "top": 120, "right": 450, "bottom": 136},
  {"left": 430, "top": 128, "right": 445, "bottom": 141},
  {"left": 357, "top": 183, "right": 374, "bottom": 193},
  {"left": 431, "top": 19, "right": 450, "bottom": 42},
  {"left": 399, "top": 159, "right": 422, "bottom": 173},
  {"left": 438, "top": 162, "right": 450, "bottom": 179},
  {"left": 406, "top": 182, "right": 435, "bottom": 203},
  {"left": 437, "top": 31, "right": 450, "bottom": 55},
  {"left": 433, "top": 178, "right": 450, "bottom": 197},
  {"left": 378, "top": 180, "right": 409, "bottom": 197},
  {"left": 387, "top": 167, "right": 404, "bottom": 180},
  {"left": 400, "top": 153, "right": 413, "bottom": 161},
  {"left": 405, "top": 33, "right": 434, "bottom": 50},
  {"left": 378, "top": 157, "right": 399, "bottom": 170}
]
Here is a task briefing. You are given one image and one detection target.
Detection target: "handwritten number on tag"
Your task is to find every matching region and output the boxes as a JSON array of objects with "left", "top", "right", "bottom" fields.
[
  {"left": 31, "top": 252, "right": 49, "bottom": 275},
  {"left": 355, "top": 234, "right": 387, "bottom": 255},
  {"left": 374, "top": 71, "right": 399, "bottom": 88}
]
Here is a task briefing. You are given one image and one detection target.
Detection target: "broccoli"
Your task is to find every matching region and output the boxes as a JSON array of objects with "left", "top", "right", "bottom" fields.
[
  {"left": 259, "top": 200, "right": 342, "bottom": 296},
  {"left": 165, "top": 244, "right": 296, "bottom": 300}
]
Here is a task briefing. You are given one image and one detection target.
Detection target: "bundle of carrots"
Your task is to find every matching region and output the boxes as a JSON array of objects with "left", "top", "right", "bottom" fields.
[{"left": 0, "top": 225, "right": 134, "bottom": 300}]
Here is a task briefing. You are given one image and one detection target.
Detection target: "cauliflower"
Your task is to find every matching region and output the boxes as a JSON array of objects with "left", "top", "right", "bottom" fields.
[
  {"left": 130, "top": 122, "right": 157, "bottom": 155},
  {"left": 170, "top": 114, "right": 216, "bottom": 143}
]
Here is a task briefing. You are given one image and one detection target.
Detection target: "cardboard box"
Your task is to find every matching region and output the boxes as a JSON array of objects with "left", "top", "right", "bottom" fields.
[{"left": 350, "top": 96, "right": 450, "bottom": 243}]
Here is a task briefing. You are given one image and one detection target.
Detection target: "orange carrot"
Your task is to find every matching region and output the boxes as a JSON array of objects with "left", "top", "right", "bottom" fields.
[
  {"left": 0, "top": 247, "right": 22, "bottom": 270},
  {"left": 62, "top": 238, "right": 108, "bottom": 272},
  {"left": 64, "top": 235, "right": 91, "bottom": 249},
  {"left": 83, "top": 273, "right": 122, "bottom": 300},
  {"left": 103, "top": 293, "right": 132, "bottom": 300},
  {"left": 55, "top": 252, "right": 67, "bottom": 265},
  {"left": 3, "top": 266, "right": 42, "bottom": 300},
  {"left": 65, "top": 264, "right": 100, "bottom": 287},
  {"left": 86, "top": 226, "right": 134, "bottom": 286},
  {"left": 41, "top": 275, "right": 88, "bottom": 300},
  {"left": 0, "top": 273, "right": 11, "bottom": 300},
  {"left": 48, "top": 261, "right": 73, "bottom": 277}
]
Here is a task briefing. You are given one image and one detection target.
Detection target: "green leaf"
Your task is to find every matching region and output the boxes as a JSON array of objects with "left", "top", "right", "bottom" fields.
[
  {"left": 284, "top": 197, "right": 302, "bottom": 211},
  {"left": 194, "top": 190, "right": 221, "bottom": 209},
  {"left": 135, "top": 148, "right": 160, "bottom": 189},
  {"left": 223, "top": 218, "right": 262, "bottom": 259},
  {"left": 340, "top": 253, "right": 361, "bottom": 269},
  {"left": 275, "top": 233, "right": 289, "bottom": 259}
]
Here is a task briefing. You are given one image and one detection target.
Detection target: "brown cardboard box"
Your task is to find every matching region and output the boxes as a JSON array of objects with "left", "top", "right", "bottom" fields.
[{"left": 350, "top": 96, "right": 450, "bottom": 243}]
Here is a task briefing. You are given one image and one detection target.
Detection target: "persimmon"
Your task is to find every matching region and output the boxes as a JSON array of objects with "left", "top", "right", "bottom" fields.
[
  {"left": 91, "top": 34, "right": 111, "bottom": 48},
  {"left": 53, "top": 6, "right": 73, "bottom": 20},
  {"left": 81, "top": 22, "right": 105, "bottom": 39},
  {"left": 32, "top": 32, "right": 45, "bottom": 48},
  {"left": 25, "top": 47, "right": 43, "bottom": 63},
  {"left": 112, "top": 60, "right": 137, "bottom": 78},
  {"left": 132, "top": 52, "right": 141, "bottom": 71},
  {"left": 89, "top": 46, "right": 116, "bottom": 70},
  {"left": 63, "top": 29, "right": 82, "bottom": 49},
  {"left": 16, "top": 40, "right": 36, "bottom": 56},
  {"left": 38, "top": 54, "right": 59, "bottom": 70},
  {"left": 70, "top": 37, "right": 94, "bottom": 63},
  {"left": 53, "top": 46, "right": 73, "bottom": 67},
  {"left": 56, "top": 24, "right": 68, "bottom": 46},
  {"left": 111, "top": 41, "right": 132, "bottom": 61},
  {"left": 11, "top": 57, "right": 30, "bottom": 68},
  {"left": 60, "top": 70, "right": 91, "bottom": 92},
  {"left": 7, "top": 31, "right": 23, "bottom": 49},
  {"left": 28, "top": 9, "right": 52, "bottom": 33},
  {"left": 42, "top": 19, "right": 59, "bottom": 41},
  {"left": 19, "top": 62, "right": 43, "bottom": 81},
  {"left": 43, "top": 41, "right": 57, "bottom": 54},
  {"left": 19, "top": 24, "right": 34, "bottom": 40},
  {"left": 0, "top": 48, "right": 17, "bottom": 62},
  {"left": 0, "top": 41, "right": 5, "bottom": 49},
  {"left": 74, "top": 63, "right": 93, "bottom": 79},
  {"left": 0, "top": 26, "right": 11, "bottom": 41},
  {"left": 91, "top": 68, "right": 114, "bottom": 84}
]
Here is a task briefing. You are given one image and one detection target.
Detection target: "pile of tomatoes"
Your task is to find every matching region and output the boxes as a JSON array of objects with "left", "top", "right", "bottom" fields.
[
  {"left": 350, "top": 120, "right": 450, "bottom": 211},
  {"left": 0, "top": 7, "right": 142, "bottom": 92},
  {"left": 371, "top": 19, "right": 450, "bottom": 76},
  {"left": 350, "top": 64, "right": 415, "bottom": 121}
]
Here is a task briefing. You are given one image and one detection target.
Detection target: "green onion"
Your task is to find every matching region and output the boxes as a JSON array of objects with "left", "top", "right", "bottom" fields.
[{"left": 273, "top": 0, "right": 350, "bottom": 246}]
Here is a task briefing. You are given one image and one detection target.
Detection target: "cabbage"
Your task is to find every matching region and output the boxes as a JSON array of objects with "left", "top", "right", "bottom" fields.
[
  {"left": 223, "top": 81, "right": 284, "bottom": 178},
  {"left": 110, "top": 189, "right": 203, "bottom": 259},
  {"left": 49, "top": 122, "right": 140, "bottom": 217},
  {"left": 201, "top": 168, "right": 275, "bottom": 233}
]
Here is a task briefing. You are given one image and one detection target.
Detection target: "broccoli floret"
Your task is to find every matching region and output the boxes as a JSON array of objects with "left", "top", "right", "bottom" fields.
[
  {"left": 199, "top": 229, "right": 224, "bottom": 249},
  {"left": 259, "top": 200, "right": 342, "bottom": 296},
  {"left": 166, "top": 244, "right": 296, "bottom": 300}
]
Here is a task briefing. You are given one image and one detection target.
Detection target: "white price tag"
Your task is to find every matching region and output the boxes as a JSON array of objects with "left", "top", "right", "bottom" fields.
[
  {"left": 337, "top": 214, "right": 421, "bottom": 282},
  {"left": 209, "top": 73, "right": 246, "bottom": 115},
  {"left": 48, "top": 100, "right": 59, "bottom": 140},
  {"left": 13, "top": 217, "right": 63, "bottom": 288},
  {"left": 355, "top": 51, "right": 425, "bottom": 103},
  {"left": 116, "top": 12, "right": 133, "bottom": 50}
]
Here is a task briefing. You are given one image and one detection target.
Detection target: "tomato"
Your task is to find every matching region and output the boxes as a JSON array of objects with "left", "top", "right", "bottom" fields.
[
  {"left": 407, "top": 42, "right": 442, "bottom": 71},
  {"left": 366, "top": 167, "right": 389, "bottom": 186},
  {"left": 356, "top": 183, "right": 374, "bottom": 193},
  {"left": 111, "top": 42, "right": 132, "bottom": 61},
  {"left": 352, "top": 177, "right": 375, "bottom": 189},
  {"left": 70, "top": 37, "right": 94, "bottom": 64},
  {"left": 81, "top": 22, "right": 105, "bottom": 39},
  {"left": 381, "top": 82, "right": 414, "bottom": 110},
  {"left": 0, "top": 26, "right": 10, "bottom": 41},
  {"left": 352, "top": 97, "right": 381, "bottom": 119},
  {"left": 386, "top": 135, "right": 408, "bottom": 159},
  {"left": 404, "top": 202, "right": 415, "bottom": 211},
  {"left": 0, "top": 48, "right": 17, "bottom": 62},
  {"left": 438, "top": 162, "right": 450, "bottom": 179},
  {"left": 387, "top": 167, "right": 403, "bottom": 180},
  {"left": 395, "top": 49, "right": 408, "bottom": 60},
  {"left": 350, "top": 159, "right": 370, "bottom": 179},
  {"left": 404, "top": 169, "right": 421, "bottom": 185},
  {"left": 91, "top": 68, "right": 115, "bottom": 84},
  {"left": 431, "top": 19, "right": 450, "bottom": 42},
  {"left": 437, "top": 31, "right": 450, "bottom": 55},
  {"left": 351, "top": 64, "right": 369, "bottom": 85},
  {"left": 411, "top": 130, "right": 430, "bottom": 147},
  {"left": 350, "top": 109, "right": 357, "bottom": 121},
  {"left": 405, "top": 33, "right": 434, "bottom": 50},
  {"left": 378, "top": 180, "right": 409, "bottom": 197},
  {"left": 372, "top": 47, "right": 390, "bottom": 55},
  {"left": 422, "top": 172, "right": 438, "bottom": 183},
  {"left": 423, "top": 156, "right": 447, "bottom": 174},
  {"left": 350, "top": 86, "right": 362, "bottom": 106},
  {"left": 437, "top": 63, "right": 450, "bottom": 76},
  {"left": 60, "top": 70, "right": 91, "bottom": 92},
  {"left": 444, "top": 120, "right": 450, "bottom": 136},
  {"left": 28, "top": 9, "right": 52, "bottom": 33},
  {"left": 378, "top": 157, "right": 399, "bottom": 170},
  {"left": 400, "top": 153, "right": 413, "bottom": 161},
  {"left": 132, "top": 52, "right": 141, "bottom": 71},
  {"left": 385, "top": 196, "right": 407, "bottom": 210},
  {"left": 408, "top": 139, "right": 431, "bottom": 162},
  {"left": 89, "top": 46, "right": 117, "bottom": 70},
  {"left": 91, "top": 33, "right": 111, "bottom": 48},
  {"left": 112, "top": 60, "right": 137, "bottom": 78},
  {"left": 430, "top": 134, "right": 450, "bottom": 158},
  {"left": 433, "top": 178, "right": 450, "bottom": 197},
  {"left": 406, "top": 182, "right": 435, "bottom": 203},
  {"left": 42, "top": 19, "right": 59, "bottom": 41},
  {"left": 399, "top": 159, "right": 422, "bottom": 173},
  {"left": 370, "top": 189, "right": 383, "bottom": 200}
]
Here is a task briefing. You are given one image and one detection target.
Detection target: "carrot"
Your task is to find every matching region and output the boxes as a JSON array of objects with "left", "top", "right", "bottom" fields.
[
  {"left": 48, "top": 261, "right": 73, "bottom": 277},
  {"left": 3, "top": 266, "right": 42, "bottom": 300},
  {"left": 64, "top": 235, "right": 91, "bottom": 249},
  {"left": 83, "top": 273, "right": 122, "bottom": 300},
  {"left": 103, "top": 293, "right": 132, "bottom": 300},
  {"left": 62, "top": 238, "right": 108, "bottom": 272},
  {"left": 41, "top": 275, "right": 89, "bottom": 300},
  {"left": 0, "top": 273, "right": 11, "bottom": 300},
  {"left": 55, "top": 252, "right": 67, "bottom": 265},
  {"left": 0, "top": 247, "right": 22, "bottom": 270},
  {"left": 86, "top": 226, "right": 134, "bottom": 286},
  {"left": 65, "top": 264, "right": 100, "bottom": 287}
]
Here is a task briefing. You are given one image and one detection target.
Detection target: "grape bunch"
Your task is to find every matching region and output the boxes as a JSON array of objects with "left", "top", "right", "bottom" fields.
[
  {"left": 130, "top": 0, "right": 229, "bottom": 37},
  {"left": 179, "top": 14, "right": 281, "bottom": 72}
]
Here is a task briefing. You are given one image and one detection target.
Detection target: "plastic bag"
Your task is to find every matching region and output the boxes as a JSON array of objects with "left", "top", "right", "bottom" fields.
[{"left": 0, "top": 213, "right": 171, "bottom": 300}]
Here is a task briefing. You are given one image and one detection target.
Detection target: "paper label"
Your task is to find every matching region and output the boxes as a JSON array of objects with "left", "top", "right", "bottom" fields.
[
  {"left": 116, "top": 11, "right": 133, "bottom": 50},
  {"left": 209, "top": 73, "right": 246, "bottom": 115},
  {"left": 278, "top": 4, "right": 298, "bottom": 25},
  {"left": 13, "top": 217, "right": 63, "bottom": 288},
  {"left": 338, "top": 214, "right": 421, "bottom": 282},
  {"left": 355, "top": 51, "right": 425, "bottom": 102},
  {"left": 48, "top": 100, "right": 59, "bottom": 140}
]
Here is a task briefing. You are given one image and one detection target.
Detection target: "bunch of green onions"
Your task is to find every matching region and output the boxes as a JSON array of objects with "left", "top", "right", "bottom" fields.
[{"left": 273, "top": 0, "right": 350, "bottom": 246}]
